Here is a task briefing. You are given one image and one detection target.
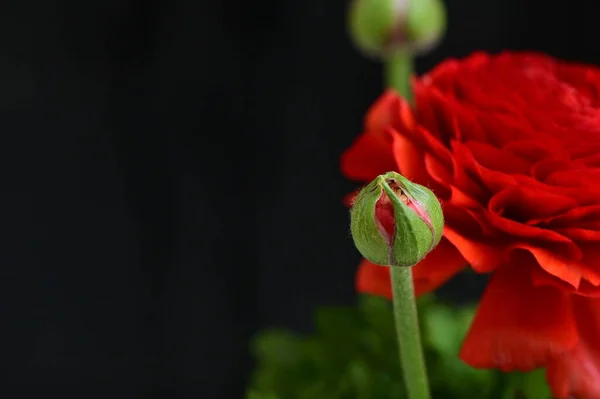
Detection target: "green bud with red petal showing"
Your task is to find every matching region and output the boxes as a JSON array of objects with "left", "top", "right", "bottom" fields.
[
  {"left": 350, "top": 172, "right": 443, "bottom": 267},
  {"left": 347, "top": 0, "right": 446, "bottom": 59}
]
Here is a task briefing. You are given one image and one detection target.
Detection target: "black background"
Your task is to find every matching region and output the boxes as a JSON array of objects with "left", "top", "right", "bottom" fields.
[{"left": 1, "top": 0, "right": 599, "bottom": 397}]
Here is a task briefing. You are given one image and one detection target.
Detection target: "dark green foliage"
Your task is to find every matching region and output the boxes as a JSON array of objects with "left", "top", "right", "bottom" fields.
[{"left": 247, "top": 295, "right": 552, "bottom": 399}]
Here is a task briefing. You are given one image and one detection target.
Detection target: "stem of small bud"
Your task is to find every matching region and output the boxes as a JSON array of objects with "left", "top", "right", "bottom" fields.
[
  {"left": 384, "top": 23, "right": 430, "bottom": 399},
  {"left": 384, "top": 49, "right": 413, "bottom": 101},
  {"left": 391, "top": 267, "right": 431, "bottom": 399}
]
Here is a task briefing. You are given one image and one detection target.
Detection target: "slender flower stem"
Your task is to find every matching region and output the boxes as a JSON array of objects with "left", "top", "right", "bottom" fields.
[
  {"left": 390, "top": 267, "right": 431, "bottom": 399},
  {"left": 384, "top": 49, "right": 414, "bottom": 102},
  {"left": 385, "top": 50, "right": 431, "bottom": 399}
]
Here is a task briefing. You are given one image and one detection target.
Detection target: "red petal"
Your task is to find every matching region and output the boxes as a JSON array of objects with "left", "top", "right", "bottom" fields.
[
  {"left": 555, "top": 228, "right": 600, "bottom": 241},
  {"left": 356, "top": 259, "right": 392, "bottom": 300},
  {"left": 341, "top": 129, "right": 397, "bottom": 181},
  {"left": 546, "top": 296, "right": 600, "bottom": 399},
  {"left": 375, "top": 194, "right": 395, "bottom": 241},
  {"left": 452, "top": 102, "right": 488, "bottom": 142},
  {"left": 391, "top": 129, "right": 429, "bottom": 184},
  {"left": 488, "top": 185, "right": 578, "bottom": 222},
  {"left": 413, "top": 82, "right": 444, "bottom": 138},
  {"left": 410, "top": 125, "right": 453, "bottom": 165},
  {"left": 503, "top": 139, "right": 554, "bottom": 163},
  {"left": 485, "top": 212, "right": 580, "bottom": 262},
  {"left": 547, "top": 169, "right": 600, "bottom": 188},
  {"left": 546, "top": 186, "right": 600, "bottom": 207},
  {"left": 450, "top": 145, "right": 489, "bottom": 203},
  {"left": 448, "top": 185, "right": 481, "bottom": 208},
  {"left": 580, "top": 244, "right": 600, "bottom": 286},
  {"left": 484, "top": 187, "right": 582, "bottom": 263},
  {"left": 460, "top": 261, "right": 578, "bottom": 371},
  {"left": 342, "top": 91, "right": 412, "bottom": 182},
  {"left": 543, "top": 204, "right": 600, "bottom": 228},
  {"left": 343, "top": 190, "right": 359, "bottom": 208},
  {"left": 424, "top": 153, "right": 452, "bottom": 185},
  {"left": 579, "top": 152, "right": 600, "bottom": 167},
  {"left": 444, "top": 224, "right": 505, "bottom": 272},
  {"left": 413, "top": 83, "right": 464, "bottom": 144},
  {"left": 412, "top": 238, "right": 467, "bottom": 295},
  {"left": 510, "top": 244, "right": 600, "bottom": 289},
  {"left": 424, "top": 153, "right": 453, "bottom": 200},
  {"left": 465, "top": 141, "right": 532, "bottom": 175},
  {"left": 531, "top": 265, "right": 600, "bottom": 298},
  {"left": 531, "top": 158, "right": 573, "bottom": 182},
  {"left": 364, "top": 90, "right": 409, "bottom": 134},
  {"left": 451, "top": 141, "right": 516, "bottom": 194}
]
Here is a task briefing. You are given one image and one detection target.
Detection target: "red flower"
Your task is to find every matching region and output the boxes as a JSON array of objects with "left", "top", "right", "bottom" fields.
[{"left": 341, "top": 52, "right": 600, "bottom": 399}]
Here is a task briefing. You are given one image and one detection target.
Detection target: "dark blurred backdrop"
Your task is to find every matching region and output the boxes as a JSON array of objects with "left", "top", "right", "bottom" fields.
[{"left": 0, "top": 0, "right": 599, "bottom": 397}]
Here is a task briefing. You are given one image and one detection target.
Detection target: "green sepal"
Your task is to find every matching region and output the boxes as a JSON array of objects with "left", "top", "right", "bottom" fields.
[
  {"left": 350, "top": 175, "right": 391, "bottom": 266},
  {"left": 395, "top": 174, "right": 444, "bottom": 247}
]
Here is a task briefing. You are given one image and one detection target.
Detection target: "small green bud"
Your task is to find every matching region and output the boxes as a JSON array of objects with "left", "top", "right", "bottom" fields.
[
  {"left": 347, "top": 0, "right": 446, "bottom": 59},
  {"left": 349, "top": 172, "right": 443, "bottom": 267}
]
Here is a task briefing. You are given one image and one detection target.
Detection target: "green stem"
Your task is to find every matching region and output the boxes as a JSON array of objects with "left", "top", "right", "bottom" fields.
[
  {"left": 390, "top": 267, "right": 431, "bottom": 399},
  {"left": 384, "top": 50, "right": 414, "bottom": 102}
]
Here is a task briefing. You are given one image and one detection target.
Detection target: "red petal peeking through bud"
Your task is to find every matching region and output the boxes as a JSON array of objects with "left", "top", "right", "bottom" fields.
[
  {"left": 393, "top": 179, "right": 434, "bottom": 233},
  {"left": 375, "top": 179, "right": 435, "bottom": 246},
  {"left": 375, "top": 193, "right": 395, "bottom": 244},
  {"left": 350, "top": 172, "right": 444, "bottom": 268}
]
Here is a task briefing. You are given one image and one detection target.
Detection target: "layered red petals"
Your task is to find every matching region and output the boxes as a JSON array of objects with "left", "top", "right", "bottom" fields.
[
  {"left": 344, "top": 52, "right": 600, "bottom": 399},
  {"left": 460, "top": 262, "right": 578, "bottom": 371},
  {"left": 356, "top": 259, "right": 393, "bottom": 299},
  {"left": 411, "top": 239, "right": 468, "bottom": 294},
  {"left": 392, "top": 131, "right": 430, "bottom": 185},
  {"left": 443, "top": 223, "right": 504, "bottom": 272},
  {"left": 547, "top": 344, "right": 600, "bottom": 399},
  {"left": 461, "top": 268, "right": 600, "bottom": 398},
  {"left": 341, "top": 128, "right": 398, "bottom": 181},
  {"left": 356, "top": 239, "right": 467, "bottom": 298},
  {"left": 341, "top": 90, "right": 415, "bottom": 181},
  {"left": 365, "top": 90, "right": 414, "bottom": 134},
  {"left": 546, "top": 296, "right": 600, "bottom": 399}
]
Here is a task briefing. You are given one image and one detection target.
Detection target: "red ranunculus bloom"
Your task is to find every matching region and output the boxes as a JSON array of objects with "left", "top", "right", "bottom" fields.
[{"left": 341, "top": 52, "right": 600, "bottom": 399}]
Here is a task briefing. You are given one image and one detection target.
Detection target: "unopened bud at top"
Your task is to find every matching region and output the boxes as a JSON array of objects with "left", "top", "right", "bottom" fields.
[
  {"left": 347, "top": 0, "right": 446, "bottom": 59},
  {"left": 349, "top": 172, "right": 443, "bottom": 267}
]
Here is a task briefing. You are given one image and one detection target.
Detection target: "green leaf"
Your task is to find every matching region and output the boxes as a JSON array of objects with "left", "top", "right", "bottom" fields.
[
  {"left": 418, "top": 296, "right": 496, "bottom": 398},
  {"left": 423, "top": 303, "right": 460, "bottom": 355},
  {"left": 252, "top": 329, "right": 303, "bottom": 366},
  {"left": 423, "top": 300, "right": 477, "bottom": 354},
  {"left": 247, "top": 293, "right": 555, "bottom": 399},
  {"left": 246, "top": 391, "right": 280, "bottom": 399},
  {"left": 519, "top": 368, "right": 552, "bottom": 398},
  {"left": 499, "top": 369, "right": 552, "bottom": 399}
]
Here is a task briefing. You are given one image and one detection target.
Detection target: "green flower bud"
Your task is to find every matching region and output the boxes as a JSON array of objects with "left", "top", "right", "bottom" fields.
[
  {"left": 350, "top": 172, "right": 443, "bottom": 267},
  {"left": 347, "top": 0, "right": 446, "bottom": 59}
]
